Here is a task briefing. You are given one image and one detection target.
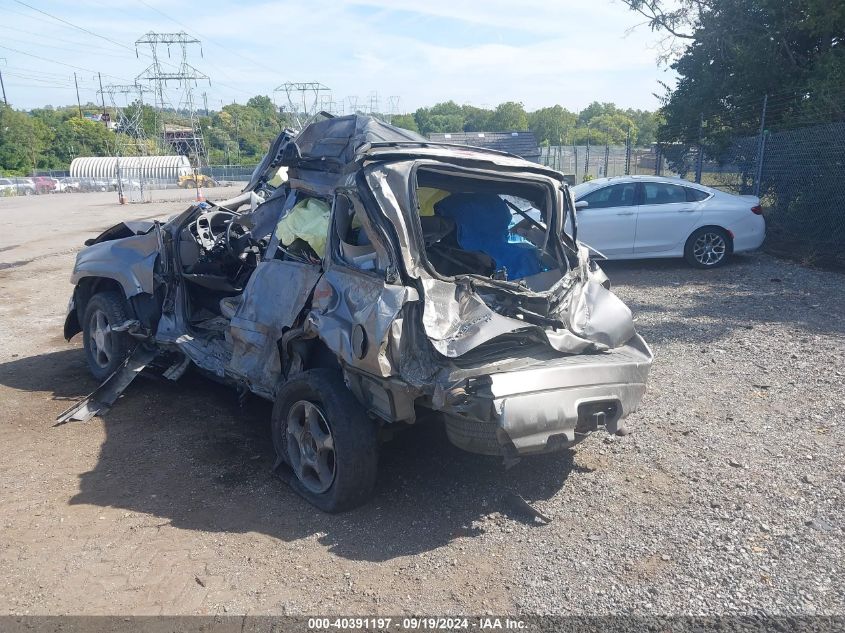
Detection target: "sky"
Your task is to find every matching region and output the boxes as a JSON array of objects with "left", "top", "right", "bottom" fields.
[{"left": 0, "top": 0, "right": 677, "bottom": 113}]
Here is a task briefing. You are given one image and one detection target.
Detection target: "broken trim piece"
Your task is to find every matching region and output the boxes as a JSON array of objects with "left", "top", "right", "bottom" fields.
[{"left": 55, "top": 346, "right": 157, "bottom": 424}]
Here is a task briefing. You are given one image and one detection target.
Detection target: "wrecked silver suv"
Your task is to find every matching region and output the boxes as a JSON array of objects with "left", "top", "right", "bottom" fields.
[{"left": 61, "top": 114, "right": 653, "bottom": 512}]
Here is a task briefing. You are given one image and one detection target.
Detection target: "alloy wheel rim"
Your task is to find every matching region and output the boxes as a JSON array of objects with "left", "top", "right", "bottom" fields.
[
  {"left": 89, "top": 309, "right": 114, "bottom": 368},
  {"left": 286, "top": 400, "right": 336, "bottom": 494},
  {"left": 693, "top": 232, "right": 726, "bottom": 266}
]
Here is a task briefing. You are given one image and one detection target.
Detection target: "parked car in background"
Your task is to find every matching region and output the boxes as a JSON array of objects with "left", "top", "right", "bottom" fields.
[
  {"left": 60, "top": 178, "right": 82, "bottom": 193},
  {"left": 12, "top": 178, "right": 36, "bottom": 196},
  {"left": 109, "top": 177, "right": 142, "bottom": 191},
  {"left": 0, "top": 178, "right": 16, "bottom": 195},
  {"left": 76, "top": 178, "right": 109, "bottom": 192},
  {"left": 571, "top": 176, "right": 765, "bottom": 268},
  {"left": 32, "top": 176, "right": 58, "bottom": 194}
]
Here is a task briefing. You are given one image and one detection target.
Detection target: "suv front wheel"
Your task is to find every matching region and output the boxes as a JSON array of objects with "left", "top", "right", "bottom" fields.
[
  {"left": 271, "top": 370, "right": 379, "bottom": 513},
  {"left": 81, "top": 291, "right": 132, "bottom": 381}
]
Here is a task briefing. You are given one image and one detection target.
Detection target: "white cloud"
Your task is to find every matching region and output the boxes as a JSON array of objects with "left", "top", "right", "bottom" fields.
[{"left": 4, "top": 0, "right": 674, "bottom": 111}]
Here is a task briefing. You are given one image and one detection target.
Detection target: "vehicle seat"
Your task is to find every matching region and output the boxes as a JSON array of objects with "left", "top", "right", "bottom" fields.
[
  {"left": 219, "top": 295, "right": 243, "bottom": 319},
  {"left": 434, "top": 193, "right": 542, "bottom": 280},
  {"left": 419, "top": 215, "right": 456, "bottom": 246}
]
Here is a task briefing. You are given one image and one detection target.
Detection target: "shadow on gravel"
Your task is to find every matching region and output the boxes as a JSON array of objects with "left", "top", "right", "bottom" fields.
[
  {"left": 600, "top": 255, "right": 845, "bottom": 343},
  {"left": 0, "top": 349, "right": 575, "bottom": 562},
  {"left": 0, "top": 348, "right": 95, "bottom": 400}
]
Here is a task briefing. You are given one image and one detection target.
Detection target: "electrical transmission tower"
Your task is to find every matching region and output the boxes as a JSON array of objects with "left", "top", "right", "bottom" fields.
[
  {"left": 346, "top": 95, "right": 360, "bottom": 115},
  {"left": 273, "top": 82, "right": 330, "bottom": 129},
  {"left": 100, "top": 83, "right": 154, "bottom": 154},
  {"left": 99, "top": 83, "right": 156, "bottom": 202},
  {"left": 386, "top": 96, "right": 400, "bottom": 124},
  {"left": 366, "top": 91, "right": 379, "bottom": 116},
  {"left": 319, "top": 92, "right": 340, "bottom": 115},
  {"left": 135, "top": 32, "right": 210, "bottom": 167}
]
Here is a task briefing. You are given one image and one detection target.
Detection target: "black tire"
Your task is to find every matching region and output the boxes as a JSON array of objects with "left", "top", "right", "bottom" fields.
[
  {"left": 183, "top": 179, "right": 196, "bottom": 189},
  {"left": 684, "top": 227, "right": 731, "bottom": 269},
  {"left": 81, "top": 291, "right": 133, "bottom": 381},
  {"left": 271, "top": 369, "right": 379, "bottom": 513}
]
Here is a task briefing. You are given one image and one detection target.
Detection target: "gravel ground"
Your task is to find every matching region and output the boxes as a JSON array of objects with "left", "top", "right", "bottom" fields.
[
  {"left": 0, "top": 192, "right": 843, "bottom": 616},
  {"left": 508, "top": 256, "right": 845, "bottom": 615}
]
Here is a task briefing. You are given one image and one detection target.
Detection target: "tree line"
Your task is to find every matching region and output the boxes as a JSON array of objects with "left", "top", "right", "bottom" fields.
[{"left": 0, "top": 97, "right": 660, "bottom": 175}]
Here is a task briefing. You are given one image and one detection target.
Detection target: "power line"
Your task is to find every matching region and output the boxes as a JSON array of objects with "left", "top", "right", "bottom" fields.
[
  {"left": 12, "top": 0, "right": 141, "bottom": 55},
  {"left": 2, "top": 3, "right": 256, "bottom": 108},
  {"left": 0, "top": 44, "right": 133, "bottom": 83},
  {"left": 134, "top": 0, "right": 279, "bottom": 77}
]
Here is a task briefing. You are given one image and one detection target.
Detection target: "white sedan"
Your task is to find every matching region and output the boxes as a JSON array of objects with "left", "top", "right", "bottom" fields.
[{"left": 570, "top": 176, "right": 765, "bottom": 268}]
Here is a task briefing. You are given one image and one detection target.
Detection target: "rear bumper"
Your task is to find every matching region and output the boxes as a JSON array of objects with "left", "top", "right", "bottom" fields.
[
  {"left": 731, "top": 215, "right": 766, "bottom": 253},
  {"left": 442, "top": 334, "right": 653, "bottom": 456}
]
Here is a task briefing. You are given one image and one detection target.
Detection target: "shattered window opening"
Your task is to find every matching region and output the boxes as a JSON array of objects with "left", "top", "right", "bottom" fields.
[
  {"left": 413, "top": 167, "right": 559, "bottom": 282},
  {"left": 331, "top": 193, "right": 391, "bottom": 274}
]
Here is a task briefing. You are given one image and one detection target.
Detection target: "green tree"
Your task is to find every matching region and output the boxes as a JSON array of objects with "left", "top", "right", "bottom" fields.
[
  {"left": 489, "top": 101, "right": 528, "bottom": 131},
  {"left": 413, "top": 101, "right": 467, "bottom": 135},
  {"left": 461, "top": 105, "right": 493, "bottom": 132},
  {"left": 0, "top": 105, "right": 50, "bottom": 173},
  {"left": 582, "top": 112, "right": 637, "bottom": 145},
  {"left": 390, "top": 113, "right": 419, "bottom": 133},
  {"left": 621, "top": 0, "right": 845, "bottom": 144},
  {"left": 528, "top": 105, "right": 577, "bottom": 145}
]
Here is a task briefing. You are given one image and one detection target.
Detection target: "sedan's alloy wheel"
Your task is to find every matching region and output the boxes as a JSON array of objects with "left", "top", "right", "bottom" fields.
[{"left": 692, "top": 231, "right": 727, "bottom": 266}]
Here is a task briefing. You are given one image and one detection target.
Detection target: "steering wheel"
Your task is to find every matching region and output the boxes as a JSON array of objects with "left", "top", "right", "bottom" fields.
[
  {"left": 194, "top": 209, "right": 238, "bottom": 251},
  {"left": 224, "top": 218, "right": 253, "bottom": 257}
]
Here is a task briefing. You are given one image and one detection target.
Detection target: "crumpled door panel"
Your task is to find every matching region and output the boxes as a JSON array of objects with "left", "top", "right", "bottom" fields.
[
  {"left": 309, "top": 267, "right": 417, "bottom": 377},
  {"left": 226, "top": 259, "right": 322, "bottom": 397}
]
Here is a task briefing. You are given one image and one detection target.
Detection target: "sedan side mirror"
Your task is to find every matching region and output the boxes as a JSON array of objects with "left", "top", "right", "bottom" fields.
[{"left": 575, "top": 200, "right": 589, "bottom": 210}]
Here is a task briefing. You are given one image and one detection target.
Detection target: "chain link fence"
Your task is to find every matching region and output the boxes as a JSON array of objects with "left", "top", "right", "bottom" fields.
[
  {"left": 1, "top": 164, "right": 258, "bottom": 202},
  {"left": 540, "top": 118, "right": 845, "bottom": 268},
  {"left": 539, "top": 145, "right": 670, "bottom": 183},
  {"left": 663, "top": 122, "right": 845, "bottom": 268}
]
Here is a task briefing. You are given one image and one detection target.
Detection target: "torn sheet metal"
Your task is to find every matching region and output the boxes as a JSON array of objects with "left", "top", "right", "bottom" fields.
[
  {"left": 56, "top": 346, "right": 157, "bottom": 423},
  {"left": 309, "top": 267, "right": 417, "bottom": 376},
  {"left": 226, "top": 260, "right": 322, "bottom": 397},
  {"left": 554, "top": 246, "right": 634, "bottom": 350},
  {"left": 419, "top": 277, "right": 530, "bottom": 358}
]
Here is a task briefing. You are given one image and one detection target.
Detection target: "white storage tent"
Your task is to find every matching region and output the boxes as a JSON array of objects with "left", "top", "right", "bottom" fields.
[{"left": 69, "top": 156, "right": 192, "bottom": 181}]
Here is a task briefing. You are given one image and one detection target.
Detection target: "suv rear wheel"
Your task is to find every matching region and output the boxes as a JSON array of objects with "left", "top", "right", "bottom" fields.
[
  {"left": 271, "top": 370, "right": 379, "bottom": 513},
  {"left": 82, "top": 291, "right": 132, "bottom": 381}
]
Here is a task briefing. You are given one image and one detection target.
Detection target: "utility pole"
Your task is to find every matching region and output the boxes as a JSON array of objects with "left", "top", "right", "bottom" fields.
[
  {"left": 603, "top": 130, "right": 610, "bottom": 177},
  {"left": 97, "top": 73, "right": 106, "bottom": 114},
  {"left": 695, "top": 113, "right": 704, "bottom": 183},
  {"left": 625, "top": 125, "right": 632, "bottom": 175},
  {"left": 584, "top": 125, "right": 591, "bottom": 182},
  {"left": 753, "top": 94, "right": 768, "bottom": 196},
  {"left": 0, "top": 59, "right": 7, "bottom": 105},
  {"left": 74, "top": 72, "right": 83, "bottom": 118}
]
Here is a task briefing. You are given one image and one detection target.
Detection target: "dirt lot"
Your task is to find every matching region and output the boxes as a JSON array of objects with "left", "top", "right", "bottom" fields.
[{"left": 0, "top": 191, "right": 843, "bottom": 616}]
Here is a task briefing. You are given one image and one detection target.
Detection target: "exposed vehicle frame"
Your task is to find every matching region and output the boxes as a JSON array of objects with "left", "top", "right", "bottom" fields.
[{"left": 61, "top": 114, "right": 653, "bottom": 512}]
